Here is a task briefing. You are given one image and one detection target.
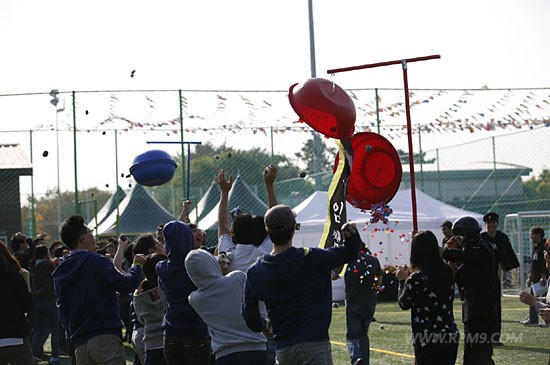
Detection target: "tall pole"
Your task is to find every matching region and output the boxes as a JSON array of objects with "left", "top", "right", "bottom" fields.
[
  {"left": 29, "top": 130, "right": 36, "bottom": 237},
  {"left": 115, "top": 130, "right": 120, "bottom": 236},
  {"left": 55, "top": 108, "right": 62, "bottom": 226},
  {"left": 375, "top": 88, "right": 381, "bottom": 134},
  {"left": 179, "top": 90, "right": 186, "bottom": 199},
  {"left": 327, "top": 54, "right": 440, "bottom": 233},
  {"left": 72, "top": 91, "right": 80, "bottom": 215},
  {"left": 308, "top": 0, "right": 323, "bottom": 189}
]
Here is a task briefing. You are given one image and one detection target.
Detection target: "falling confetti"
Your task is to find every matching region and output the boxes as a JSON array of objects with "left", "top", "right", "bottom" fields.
[{"left": 130, "top": 70, "right": 136, "bottom": 78}]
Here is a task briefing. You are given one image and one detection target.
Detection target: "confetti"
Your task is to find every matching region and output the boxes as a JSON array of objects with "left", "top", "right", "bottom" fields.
[
  {"left": 42, "top": 151, "right": 49, "bottom": 157},
  {"left": 130, "top": 70, "right": 136, "bottom": 78},
  {"left": 299, "top": 171, "right": 307, "bottom": 178}
]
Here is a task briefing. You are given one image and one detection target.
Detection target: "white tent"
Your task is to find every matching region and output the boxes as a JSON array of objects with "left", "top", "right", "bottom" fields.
[{"left": 292, "top": 189, "right": 483, "bottom": 301}]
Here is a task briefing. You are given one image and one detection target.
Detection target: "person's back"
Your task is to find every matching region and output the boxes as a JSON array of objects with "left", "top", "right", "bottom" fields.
[
  {"left": 243, "top": 205, "right": 361, "bottom": 365},
  {"left": 52, "top": 215, "right": 145, "bottom": 364},
  {"left": 155, "top": 220, "right": 210, "bottom": 365},
  {"left": 186, "top": 248, "right": 267, "bottom": 363}
]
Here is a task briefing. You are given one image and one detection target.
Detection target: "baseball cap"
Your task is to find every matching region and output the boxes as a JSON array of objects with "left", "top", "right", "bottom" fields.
[
  {"left": 483, "top": 212, "right": 499, "bottom": 223},
  {"left": 264, "top": 205, "right": 296, "bottom": 234}
]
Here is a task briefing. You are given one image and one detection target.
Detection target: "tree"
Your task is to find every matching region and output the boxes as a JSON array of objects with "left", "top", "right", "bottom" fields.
[
  {"left": 397, "top": 149, "right": 436, "bottom": 164},
  {"left": 150, "top": 143, "right": 315, "bottom": 215},
  {"left": 523, "top": 169, "right": 550, "bottom": 211}
]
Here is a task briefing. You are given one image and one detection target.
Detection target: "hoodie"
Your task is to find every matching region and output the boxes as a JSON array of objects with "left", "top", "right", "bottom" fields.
[
  {"left": 52, "top": 250, "right": 143, "bottom": 347},
  {"left": 242, "top": 232, "right": 361, "bottom": 350},
  {"left": 133, "top": 287, "right": 166, "bottom": 351},
  {"left": 155, "top": 220, "right": 207, "bottom": 339},
  {"left": 185, "top": 249, "right": 266, "bottom": 359}
]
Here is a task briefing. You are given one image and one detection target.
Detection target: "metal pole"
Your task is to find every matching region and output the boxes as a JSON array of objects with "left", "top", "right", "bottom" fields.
[
  {"left": 55, "top": 109, "right": 61, "bottom": 226},
  {"left": 308, "top": 0, "right": 322, "bottom": 189},
  {"left": 179, "top": 89, "right": 186, "bottom": 199},
  {"left": 186, "top": 143, "right": 191, "bottom": 201},
  {"left": 72, "top": 91, "right": 80, "bottom": 215},
  {"left": 418, "top": 127, "right": 424, "bottom": 191},
  {"left": 492, "top": 136, "right": 498, "bottom": 209},
  {"left": 29, "top": 130, "right": 36, "bottom": 238},
  {"left": 115, "top": 130, "right": 120, "bottom": 236},
  {"left": 307, "top": 0, "right": 316, "bottom": 78},
  {"left": 402, "top": 60, "right": 419, "bottom": 232},
  {"left": 436, "top": 148, "right": 442, "bottom": 200},
  {"left": 94, "top": 199, "right": 98, "bottom": 241},
  {"left": 375, "top": 88, "right": 381, "bottom": 134},
  {"left": 270, "top": 127, "right": 274, "bottom": 163}
]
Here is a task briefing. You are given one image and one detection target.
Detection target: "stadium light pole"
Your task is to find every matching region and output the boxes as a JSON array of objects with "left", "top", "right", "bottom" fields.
[{"left": 50, "top": 89, "right": 65, "bottom": 228}]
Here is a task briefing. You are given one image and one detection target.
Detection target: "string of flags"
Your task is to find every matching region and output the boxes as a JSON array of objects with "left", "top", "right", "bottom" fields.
[{"left": 32, "top": 89, "right": 550, "bottom": 137}]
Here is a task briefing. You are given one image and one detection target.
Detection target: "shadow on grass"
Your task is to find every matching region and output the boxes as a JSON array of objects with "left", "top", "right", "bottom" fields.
[{"left": 497, "top": 344, "right": 550, "bottom": 355}]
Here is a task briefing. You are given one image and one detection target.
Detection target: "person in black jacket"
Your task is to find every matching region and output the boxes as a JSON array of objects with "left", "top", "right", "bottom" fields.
[
  {"left": 0, "top": 240, "right": 34, "bottom": 365},
  {"left": 480, "top": 212, "right": 519, "bottom": 344},
  {"left": 442, "top": 216, "right": 497, "bottom": 365},
  {"left": 9, "top": 232, "right": 36, "bottom": 270},
  {"left": 520, "top": 226, "right": 548, "bottom": 325}
]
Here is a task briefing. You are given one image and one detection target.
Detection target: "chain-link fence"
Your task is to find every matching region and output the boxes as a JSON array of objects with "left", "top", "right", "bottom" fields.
[{"left": 1, "top": 87, "right": 549, "bottom": 252}]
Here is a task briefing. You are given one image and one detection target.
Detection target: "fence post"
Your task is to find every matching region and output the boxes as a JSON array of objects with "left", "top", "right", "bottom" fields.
[
  {"left": 375, "top": 88, "right": 381, "bottom": 134},
  {"left": 114, "top": 129, "right": 120, "bottom": 237},
  {"left": 436, "top": 148, "right": 441, "bottom": 200},
  {"left": 179, "top": 90, "right": 186, "bottom": 200},
  {"left": 492, "top": 136, "right": 498, "bottom": 210},
  {"left": 72, "top": 91, "right": 80, "bottom": 215},
  {"left": 29, "top": 130, "right": 36, "bottom": 237}
]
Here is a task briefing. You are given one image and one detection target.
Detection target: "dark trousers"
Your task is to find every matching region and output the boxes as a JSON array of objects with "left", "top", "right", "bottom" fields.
[
  {"left": 464, "top": 319, "right": 495, "bottom": 365},
  {"left": 345, "top": 302, "right": 376, "bottom": 364},
  {"left": 145, "top": 348, "right": 167, "bottom": 365},
  {"left": 493, "top": 283, "right": 502, "bottom": 343},
  {"left": 31, "top": 300, "right": 60, "bottom": 358},
  {"left": 414, "top": 342, "right": 458, "bottom": 365},
  {"left": 216, "top": 350, "right": 266, "bottom": 365},
  {"left": 163, "top": 335, "right": 211, "bottom": 365}
]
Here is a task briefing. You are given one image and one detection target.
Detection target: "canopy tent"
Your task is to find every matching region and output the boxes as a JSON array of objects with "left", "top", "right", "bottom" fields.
[
  {"left": 292, "top": 189, "right": 483, "bottom": 301},
  {"left": 96, "top": 184, "right": 175, "bottom": 236},
  {"left": 189, "top": 179, "right": 220, "bottom": 224},
  {"left": 88, "top": 185, "right": 126, "bottom": 228},
  {"left": 197, "top": 175, "right": 268, "bottom": 240}
]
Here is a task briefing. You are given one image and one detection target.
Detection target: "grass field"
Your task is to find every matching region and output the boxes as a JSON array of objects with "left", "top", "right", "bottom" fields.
[{"left": 39, "top": 297, "right": 549, "bottom": 365}]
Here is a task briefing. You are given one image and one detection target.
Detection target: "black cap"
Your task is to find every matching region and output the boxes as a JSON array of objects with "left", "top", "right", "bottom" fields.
[{"left": 483, "top": 212, "right": 499, "bottom": 223}]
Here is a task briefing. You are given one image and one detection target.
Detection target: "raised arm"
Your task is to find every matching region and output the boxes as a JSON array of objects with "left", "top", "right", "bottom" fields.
[
  {"left": 216, "top": 169, "right": 234, "bottom": 237},
  {"left": 263, "top": 164, "right": 278, "bottom": 208},
  {"left": 177, "top": 200, "right": 192, "bottom": 223},
  {"left": 113, "top": 235, "right": 130, "bottom": 273}
]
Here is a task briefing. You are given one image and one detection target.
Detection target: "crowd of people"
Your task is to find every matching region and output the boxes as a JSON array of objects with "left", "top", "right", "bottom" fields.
[{"left": 1, "top": 164, "right": 549, "bottom": 365}]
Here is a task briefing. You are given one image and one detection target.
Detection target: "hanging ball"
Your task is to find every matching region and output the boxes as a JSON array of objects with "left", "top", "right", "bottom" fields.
[
  {"left": 42, "top": 151, "right": 49, "bottom": 157},
  {"left": 299, "top": 171, "right": 307, "bottom": 178},
  {"left": 130, "top": 150, "right": 177, "bottom": 187}
]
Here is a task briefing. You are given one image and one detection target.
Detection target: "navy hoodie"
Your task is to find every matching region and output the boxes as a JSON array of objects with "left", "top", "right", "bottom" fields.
[
  {"left": 156, "top": 220, "right": 208, "bottom": 339},
  {"left": 242, "top": 232, "right": 361, "bottom": 349},
  {"left": 52, "top": 250, "right": 144, "bottom": 347}
]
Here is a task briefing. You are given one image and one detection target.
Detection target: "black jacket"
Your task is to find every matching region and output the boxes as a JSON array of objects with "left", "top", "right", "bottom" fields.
[{"left": 0, "top": 271, "right": 33, "bottom": 339}]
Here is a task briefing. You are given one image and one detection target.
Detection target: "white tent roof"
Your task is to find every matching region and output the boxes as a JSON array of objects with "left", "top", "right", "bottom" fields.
[
  {"left": 294, "top": 188, "right": 483, "bottom": 228},
  {"left": 292, "top": 189, "right": 483, "bottom": 301}
]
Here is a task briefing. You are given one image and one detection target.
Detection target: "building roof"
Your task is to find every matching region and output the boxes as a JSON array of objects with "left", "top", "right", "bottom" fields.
[{"left": 0, "top": 144, "right": 32, "bottom": 174}]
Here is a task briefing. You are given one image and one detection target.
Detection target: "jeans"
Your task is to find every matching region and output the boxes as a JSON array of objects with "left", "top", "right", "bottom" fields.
[
  {"left": 345, "top": 302, "right": 376, "bottom": 365},
  {"left": 275, "top": 341, "right": 333, "bottom": 365},
  {"left": 216, "top": 350, "right": 266, "bottom": 365},
  {"left": 31, "top": 300, "right": 59, "bottom": 358},
  {"left": 163, "top": 335, "right": 211, "bottom": 365}
]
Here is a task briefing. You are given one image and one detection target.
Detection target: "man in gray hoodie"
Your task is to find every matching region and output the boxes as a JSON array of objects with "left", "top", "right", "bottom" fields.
[{"left": 185, "top": 248, "right": 267, "bottom": 364}]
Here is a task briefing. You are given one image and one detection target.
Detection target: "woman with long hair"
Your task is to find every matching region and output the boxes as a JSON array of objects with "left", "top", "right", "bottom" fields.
[
  {"left": 396, "top": 231, "right": 459, "bottom": 365},
  {"left": 0, "top": 240, "right": 34, "bottom": 365}
]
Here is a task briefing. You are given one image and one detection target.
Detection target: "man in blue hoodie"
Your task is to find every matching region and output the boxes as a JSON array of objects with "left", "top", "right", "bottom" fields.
[
  {"left": 52, "top": 215, "right": 146, "bottom": 365},
  {"left": 242, "top": 205, "right": 361, "bottom": 365},
  {"left": 155, "top": 220, "right": 210, "bottom": 365}
]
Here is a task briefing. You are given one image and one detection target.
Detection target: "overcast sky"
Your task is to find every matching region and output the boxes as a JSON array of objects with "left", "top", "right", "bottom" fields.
[
  {"left": 2, "top": 0, "right": 550, "bottom": 196},
  {"left": 1, "top": 0, "right": 549, "bottom": 94}
]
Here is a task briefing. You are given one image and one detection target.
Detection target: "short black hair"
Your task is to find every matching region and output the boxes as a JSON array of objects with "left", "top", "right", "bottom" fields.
[
  {"left": 60, "top": 215, "right": 88, "bottom": 250},
  {"left": 530, "top": 226, "right": 545, "bottom": 238},
  {"left": 233, "top": 214, "right": 267, "bottom": 246},
  {"left": 441, "top": 220, "right": 452, "bottom": 229},
  {"left": 134, "top": 234, "right": 157, "bottom": 255},
  {"left": 9, "top": 234, "right": 27, "bottom": 252},
  {"left": 268, "top": 226, "right": 295, "bottom": 246}
]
